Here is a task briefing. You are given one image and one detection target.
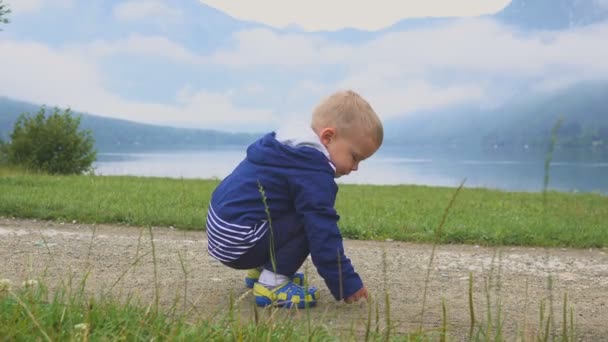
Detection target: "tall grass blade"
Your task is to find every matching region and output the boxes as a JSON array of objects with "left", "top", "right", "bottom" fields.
[
  {"left": 562, "top": 292, "right": 568, "bottom": 342},
  {"left": 543, "top": 117, "right": 563, "bottom": 208},
  {"left": 257, "top": 181, "right": 277, "bottom": 275},
  {"left": 468, "top": 272, "right": 475, "bottom": 340},
  {"left": 177, "top": 250, "right": 189, "bottom": 314},
  {"left": 365, "top": 296, "right": 372, "bottom": 342},
  {"left": 8, "top": 291, "right": 52, "bottom": 342},
  {"left": 440, "top": 298, "right": 447, "bottom": 342},
  {"left": 419, "top": 179, "right": 466, "bottom": 330},
  {"left": 148, "top": 226, "right": 160, "bottom": 312}
]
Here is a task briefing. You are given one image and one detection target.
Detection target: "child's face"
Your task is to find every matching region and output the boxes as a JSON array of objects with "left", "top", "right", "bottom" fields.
[{"left": 318, "top": 126, "right": 379, "bottom": 178}]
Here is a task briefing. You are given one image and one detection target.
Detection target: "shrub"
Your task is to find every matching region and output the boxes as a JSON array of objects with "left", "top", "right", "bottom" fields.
[{"left": 7, "top": 107, "right": 96, "bottom": 174}]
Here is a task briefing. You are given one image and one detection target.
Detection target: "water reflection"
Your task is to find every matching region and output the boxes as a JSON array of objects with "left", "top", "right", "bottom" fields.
[{"left": 93, "top": 147, "right": 608, "bottom": 194}]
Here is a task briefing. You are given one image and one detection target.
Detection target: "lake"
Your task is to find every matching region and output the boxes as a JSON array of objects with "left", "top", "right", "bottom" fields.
[{"left": 93, "top": 146, "right": 608, "bottom": 194}]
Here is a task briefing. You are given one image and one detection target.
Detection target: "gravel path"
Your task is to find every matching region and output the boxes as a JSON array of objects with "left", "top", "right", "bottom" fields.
[{"left": 1, "top": 218, "right": 606, "bottom": 340}]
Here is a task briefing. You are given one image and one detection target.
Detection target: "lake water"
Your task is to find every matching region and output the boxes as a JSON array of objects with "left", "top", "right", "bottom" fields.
[{"left": 93, "top": 147, "right": 608, "bottom": 194}]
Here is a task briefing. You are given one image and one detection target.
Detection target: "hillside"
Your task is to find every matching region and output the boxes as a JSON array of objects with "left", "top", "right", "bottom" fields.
[
  {"left": 385, "top": 81, "right": 608, "bottom": 149},
  {"left": 4, "top": 79, "right": 607, "bottom": 153},
  {"left": 0, "top": 97, "right": 260, "bottom": 152},
  {"left": 5, "top": 0, "right": 260, "bottom": 53},
  {"left": 2, "top": 0, "right": 607, "bottom": 153},
  {"left": 481, "top": 81, "right": 608, "bottom": 149},
  {"left": 494, "top": 0, "right": 608, "bottom": 30}
]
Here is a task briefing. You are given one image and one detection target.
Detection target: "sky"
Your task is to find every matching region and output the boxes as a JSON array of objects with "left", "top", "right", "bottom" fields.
[
  {"left": 1, "top": 0, "right": 608, "bottom": 131},
  {"left": 199, "top": 0, "right": 511, "bottom": 30}
]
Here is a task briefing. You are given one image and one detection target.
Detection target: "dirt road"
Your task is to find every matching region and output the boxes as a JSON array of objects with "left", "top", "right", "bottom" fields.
[{"left": 1, "top": 218, "right": 606, "bottom": 340}]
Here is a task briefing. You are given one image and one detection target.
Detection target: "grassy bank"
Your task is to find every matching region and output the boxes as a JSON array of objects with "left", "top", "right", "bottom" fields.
[{"left": 0, "top": 169, "right": 606, "bottom": 248}]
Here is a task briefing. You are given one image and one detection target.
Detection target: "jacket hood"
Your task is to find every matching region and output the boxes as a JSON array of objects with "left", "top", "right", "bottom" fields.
[{"left": 247, "top": 132, "right": 335, "bottom": 176}]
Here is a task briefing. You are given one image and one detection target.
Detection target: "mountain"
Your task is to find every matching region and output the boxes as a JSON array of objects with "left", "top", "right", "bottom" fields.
[
  {"left": 6, "top": 0, "right": 263, "bottom": 54},
  {"left": 0, "top": 97, "right": 260, "bottom": 152},
  {"left": 482, "top": 81, "right": 608, "bottom": 148},
  {"left": 3, "top": 0, "right": 607, "bottom": 152},
  {"left": 291, "top": 0, "right": 608, "bottom": 43},
  {"left": 385, "top": 81, "right": 608, "bottom": 149},
  {"left": 287, "top": 0, "right": 608, "bottom": 43},
  {"left": 8, "top": 0, "right": 605, "bottom": 51},
  {"left": 494, "top": 0, "right": 608, "bottom": 30}
]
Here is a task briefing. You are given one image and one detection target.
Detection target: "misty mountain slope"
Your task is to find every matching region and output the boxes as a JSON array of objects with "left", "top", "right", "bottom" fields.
[
  {"left": 385, "top": 81, "right": 608, "bottom": 148},
  {"left": 2, "top": 0, "right": 606, "bottom": 146},
  {"left": 483, "top": 81, "right": 608, "bottom": 147},
  {"left": 5, "top": 0, "right": 261, "bottom": 53},
  {"left": 0, "top": 97, "right": 259, "bottom": 152},
  {"left": 494, "top": 0, "right": 608, "bottom": 29},
  {"left": 7, "top": 0, "right": 604, "bottom": 53},
  {"left": 383, "top": 105, "right": 487, "bottom": 146}
]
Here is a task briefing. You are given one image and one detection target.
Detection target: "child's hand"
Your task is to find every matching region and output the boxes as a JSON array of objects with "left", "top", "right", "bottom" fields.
[{"left": 345, "top": 287, "right": 368, "bottom": 303}]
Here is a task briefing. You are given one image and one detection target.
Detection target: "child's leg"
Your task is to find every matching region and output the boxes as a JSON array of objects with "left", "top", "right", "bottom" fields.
[
  {"left": 255, "top": 214, "right": 308, "bottom": 287},
  {"left": 221, "top": 213, "right": 307, "bottom": 274},
  {"left": 243, "top": 215, "right": 317, "bottom": 308},
  {"left": 258, "top": 230, "right": 308, "bottom": 286},
  {"left": 262, "top": 228, "right": 308, "bottom": 277}
]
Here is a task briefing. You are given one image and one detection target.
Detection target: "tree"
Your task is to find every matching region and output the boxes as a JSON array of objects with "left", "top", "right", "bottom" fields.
[
  {"left": 0, "top": 0, "right": 10, "bottom": 30},
  {"left": 7, "top": 107, "right": 97, "bottom": 174}
]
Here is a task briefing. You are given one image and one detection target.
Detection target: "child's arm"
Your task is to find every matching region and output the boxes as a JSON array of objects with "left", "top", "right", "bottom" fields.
[{"left": 290, "top": 172, "right": 364, "bottom": 301}]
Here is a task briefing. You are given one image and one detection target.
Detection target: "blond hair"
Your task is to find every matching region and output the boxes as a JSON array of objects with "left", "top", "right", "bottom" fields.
[{"left": 311, "top": 90, "right": 383, "bottom": 146}]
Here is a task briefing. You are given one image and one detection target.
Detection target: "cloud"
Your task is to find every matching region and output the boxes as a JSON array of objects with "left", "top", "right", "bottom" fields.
[
  {"left": 324, "top": 62, "right": 488, "bottom": 119},
  {"left": 74, "top": 34, "right": 203, "bottom": 64},
  {"left": 200, "top": 19, "right": 608, "bottom": 117},
  {"left": 2, "top": 10, "right": 607, "bottom": 130},
  {"left": 0, "top": 40, "right": 105, "bottom": 108},
  {"left": 372, "top": 82, "right": 484, "bottom": 119},
  {"left": 93, "top": 90, "right": 275, "bottom": 130},
  {"left": 205, "top": 28, "right": 353, "bottom": 68},
  {"left": 6, "top": 0, "right": 43, "bottom": 14},
  {"left": 8, "top": 0, "right": 74, "bottom": 15},
  {"left": 0, "top": 40, "right": 275, "bottom": 130},
  {"left": 210, "top": 19, "right": 608, "bottom": 77},
  {"left": 199, "top": 0, "right": 511, "bottom": 31},
  {"left": 596, "top": 0, "right": 608, "bottom": 10},
  {"left": 174, "top": 87, "right": 275, "bottom": 127},
  {"left": 113, "top": 0, "right": 182, "bottom": 22}
]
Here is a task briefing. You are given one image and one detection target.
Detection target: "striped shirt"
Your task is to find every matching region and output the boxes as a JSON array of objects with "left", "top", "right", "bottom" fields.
[{"left": 206, "top": 204, "right": 268, "bottom": 262}]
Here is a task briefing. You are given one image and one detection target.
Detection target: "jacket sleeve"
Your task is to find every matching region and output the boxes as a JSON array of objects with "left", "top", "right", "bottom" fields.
[{"left": 289, "top": 172, "right": 363, "bottom": 300}]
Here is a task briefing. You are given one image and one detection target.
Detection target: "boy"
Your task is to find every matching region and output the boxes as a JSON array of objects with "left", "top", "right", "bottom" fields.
[{"left": 206, "top": 90, "right": 383, "bottom": 308}]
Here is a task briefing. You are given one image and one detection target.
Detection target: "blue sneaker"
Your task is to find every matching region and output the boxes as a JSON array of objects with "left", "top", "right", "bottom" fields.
[
  {"left": 245, "top": 269, "right": 306, "bottom": 288},
  {"left": 253, "top": 281, "right": 318, "bottom": 308}
]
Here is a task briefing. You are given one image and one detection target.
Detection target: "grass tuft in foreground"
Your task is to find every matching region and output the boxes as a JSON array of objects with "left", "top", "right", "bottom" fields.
[
  {"left": 0, "top": 279, "right": 341, "bottom": 341},
  {"left": 0, "top": 269, "right": 577, "bottom": 341}
]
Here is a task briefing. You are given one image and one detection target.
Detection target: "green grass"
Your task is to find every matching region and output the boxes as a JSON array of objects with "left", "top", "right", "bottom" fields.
[
  {"left": 0, "top": 169, "right": 606, "bottom": 248},
  {"left": 0, "top": 280, "right": 342, "bottom": 341},
  {"left": 0, "top": 172, "right": 211, "bottom": 229},
  {"left": 0, "top": 269, "right": 575, "bottom": 341},
  {"left": 0, "top": 248, "right": 576, "bottom": 341},
  {"left": 0, "top": 167, "right": 582, "bottom": 340},
  {"left": 337, "top": 184, "right": 607, "bottom": 247}
]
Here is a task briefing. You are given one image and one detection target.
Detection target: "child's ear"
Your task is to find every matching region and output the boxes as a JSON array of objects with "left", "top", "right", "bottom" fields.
[{"left": 319, "top": 127, "right": 335, "bottom": 145}]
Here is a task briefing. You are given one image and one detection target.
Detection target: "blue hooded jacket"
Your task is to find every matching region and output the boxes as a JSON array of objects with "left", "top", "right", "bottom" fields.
[{"left": 209, "top": 132, "right": 363, "bottom": 300}]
